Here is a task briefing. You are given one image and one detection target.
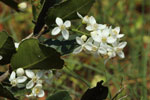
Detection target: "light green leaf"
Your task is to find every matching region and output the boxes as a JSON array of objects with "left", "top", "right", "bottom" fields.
[
  {"left": 0, "top": 84, "right": 18, "bottom": 100},
  {"left": 11, "top": 38, "right": 64, "bottom": 70},
  {"left": 45, "top": 0, "right": 95, "bottom": 27},
  {"left": 46, "top": 91, "right": 72, "bottom": 100},
  {"left": 0, "top": 31, "right": 16, "bottom": 65}
]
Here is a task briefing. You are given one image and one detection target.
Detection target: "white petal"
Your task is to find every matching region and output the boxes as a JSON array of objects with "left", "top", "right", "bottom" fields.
[
  {"left": 114, "top": 27, "right": 120, "bottom": 33},
  {"left": 14, "top": 43, "right": 19, "bottom": 48},
  {"left": 64, "top": 21, "right": 71, "bottom": 28},
  {"left": 117, "top": 34, "right": 124, "bottom": 38},
  {"left": 107, "top": 37, "right": 116, "bottom": 44},
  {"left": 98, "top": 24, "right": 106, "bottom": 30},
  {"left": 77, "top": 12, "right": 83, "bottom": 19},
  {"left": 52, "top": 27, "right": 61, "bottom": 35},
  {"left": 62, "top": 30, "right": 69, "bottom": 40},
  {"left": 86, "top": 25, "right": 93, "bottom": 31},
  {"left": 17, "top": 76, "right": 27, "bottom": 83},
  {"left": 89, "top": 16, "right": 96, "bottom": 24},
  {"left": 38, "top": 90, "right": 45, "bottom": 97},
  {"left": 98, "top": 47, "right": 107, "bottom": 55},
  {"left": 36, "top": 71, "right": 44, "bottom": 79},
  {"left": 117, "top": 51, "right": 125, "bottom": 58},
  {"left": 25, "top": 70, "right": 35, "bottom": 78},
  {"left": 73, "top": 46, "right": 83, "bottom": 54},
  {"left": 76, "top": 37, "right": 84, "bottom": 45},
  {"left": 84, "top": 43, "right": 93, "bottom": 51},
  {"left": 26, "top": 80, "right": 34, "bottom": 89},
  {"left": 90, "top": 31, "right": 101, "bottom": 42},
  {"left": 86, "top": 37, "right": 93, "bottom": 43},
  {"left": 118, "top": 42, "right": 127, "bottom": 48},
  {"left": 9, "top": 71, "right": 16, "bottom": 81},
  {"left": 56, "top": 17, "right": 63, "bottom": 26},
  {"left": 102, "top": 28, "right": 109, "bottom": 37}
]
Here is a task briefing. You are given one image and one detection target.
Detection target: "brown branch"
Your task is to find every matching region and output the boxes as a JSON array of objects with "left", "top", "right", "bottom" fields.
[{"left": 0, "top": 70, "right": 10, "bottom": 82}]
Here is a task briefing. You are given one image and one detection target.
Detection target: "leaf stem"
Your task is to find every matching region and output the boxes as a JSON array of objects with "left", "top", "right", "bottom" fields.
[{"left": 71, "top": 28, "right": 90, "bottom": 36}]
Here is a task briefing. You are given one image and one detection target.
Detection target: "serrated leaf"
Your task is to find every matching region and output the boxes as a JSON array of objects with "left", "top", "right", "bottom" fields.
[
  {"left": 11, "top": 38, "right": 64, "bottom": 70},
  {"left": 0, "top": 31, "right": 16, "bottom": 65},
  {"left": 46, "top": 91, "right": 72, "bottom": 100},
  {"left": 0, "top": 84, "right": 18, "bottom": 100},
  {"left": 45, "top": 0, "right": 95, "bottom": 27}
]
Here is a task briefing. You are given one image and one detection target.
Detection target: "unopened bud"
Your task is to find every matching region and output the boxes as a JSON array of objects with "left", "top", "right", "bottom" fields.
[
  {"left": 16, "top": 68, "right": 24, "bottom": 76},
  {"left": 81, "top": 35, "right": 87, "bottom": 41},
  {"left": 18, "top": 2, "right": 27, "bottom": 11},
  {"left": 0, "top": 55, "right": 3, "bottom": 60}
]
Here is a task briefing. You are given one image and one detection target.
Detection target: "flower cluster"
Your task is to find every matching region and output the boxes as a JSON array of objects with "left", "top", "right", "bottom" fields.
[
  {"left": 9, "top": 68, "right": 45, "bottom": 98},
  {"left": 51, "top": 12, "right": 127, "bottom": 62}
]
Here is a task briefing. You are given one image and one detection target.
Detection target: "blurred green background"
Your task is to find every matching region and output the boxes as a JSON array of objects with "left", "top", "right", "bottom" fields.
[{"left": 0, "top": 0, "right": 150, "bottom": 100}]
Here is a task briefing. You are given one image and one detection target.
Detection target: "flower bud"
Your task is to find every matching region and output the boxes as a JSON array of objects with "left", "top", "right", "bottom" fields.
[
  {"left": 18, "top": 2, "right": 27, "bottom": 11},
  {"left": 81, "top": 35, "right": 87, "bottom": 41},
  {"left": 16, "top": 68, "right": 24, "bottom": 76},
  {"left": 0, "top": 55, "right": 3, "bottom": 60}
]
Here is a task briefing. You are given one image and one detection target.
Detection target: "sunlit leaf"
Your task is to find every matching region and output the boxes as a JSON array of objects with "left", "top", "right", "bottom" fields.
[
  {"left": 11, "top": 38, "right": 64, "bottom": 70},
  {"left": 45, "top": 0, "right": 95, "bottom": 27}
]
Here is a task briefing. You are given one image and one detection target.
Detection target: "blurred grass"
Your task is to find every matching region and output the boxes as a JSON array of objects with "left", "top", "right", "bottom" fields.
[{"left": 0, "top": 0, "right": 150, "bottom": 100}]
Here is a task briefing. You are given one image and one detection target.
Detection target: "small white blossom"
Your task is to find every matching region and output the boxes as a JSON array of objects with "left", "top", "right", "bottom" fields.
[
  {"left": 26, "top": 84, "right": 45, "bottom": 98},
  {"left": 107, "top": 42, "right": 127, "bottom": 58},
  {"left": 18, "top": 2, "right": 27, "bottom": 11},
  {"left": 14, "top": 43, "right": 19, "bottom": 48},
  {"left": 0, "top": 55, "right": 3, "bottom": 60},
  {"left": 25, "top": 70, "right": 43, "bottom": 89},
  {"left": 91, "top": 28, "right": 115, "bottom": 44},
  {"left": 77, "top": 12, "right": 90, "bottom": 24},
  {"left": 16, "top": 68, "right": 24, "bottom": 76},
  {"left": 86, "top": 16, "right": 106, "bottom": 31},
  {"left": 9, "top": 71, "right": 27, "bottom": 87},
  {"left": 73, "top": 36, "right": 93, "bottom": 54},
  {"left": 52, "top": 17, "right": 71, "bottom": 40}
]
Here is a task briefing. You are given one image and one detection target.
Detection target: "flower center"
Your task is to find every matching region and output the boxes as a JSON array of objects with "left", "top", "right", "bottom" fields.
[
  {"left": 35, "top": 88, "right": 40, "bottom": 94},
  {"left": 113, "top": 30, "right": 118, "bottom": 35},
  {"left": 102, "top": 37, "right": 107, "bottom": 43},
  {"left": 11, "top": 79, "right": 17, "bottom": 86},
  {"left": 116, "top": 48, "right": 122, "bottom": 52},
  {"left": 93, "top": 24, "right": 98, "bottom": 30},
  {"left": 92, "top": 46, "right": 97, "bottom": 52},
  {"left": 32, "top": 76, "right": 38, "bottom": 83},
  {"left": 60, "top": 25, "right": 66, "bottom": 30}
]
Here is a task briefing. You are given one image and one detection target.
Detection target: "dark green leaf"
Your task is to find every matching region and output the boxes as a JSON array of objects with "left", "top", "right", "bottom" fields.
[
  {"left": 0, "top": 84, "right": 18, "bottom": 100},
  {"left": 46, "top": 91, "right": 72, "bottom": 100},
  {"left": 44, "top": 38, "right": 77, "bottom": 55},
  {"left": 0, "top": 31, "right": 16, "bottom": 65},
  {"left": 45, "top": 0, "right": 95, "bottom": 27},
  {"left": 11, "top": 38, "right": 64, "bottom": 70},
  {"left": 81, "top": 81, "right": 108, "bottom": 100},
  {"left": 0, "top": 0, "right": 20, "bottom": 12}
]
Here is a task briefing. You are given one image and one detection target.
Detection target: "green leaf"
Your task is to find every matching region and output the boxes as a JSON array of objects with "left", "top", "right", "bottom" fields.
[
  {"left": 11, "top": 38, "right": 64, "bottom": 70},
  {"left": 0, "top": 31, "right": 16, "bottom": 65},
  {"left": 45, "top": 0, "right": 95, "bottom": 27},
  {"left": 44, "top": 35, "right": 77, "bottom": 55},
  {"left": 46, "top": 91, "right": 72, "bottom": 100},
  {"left": 0, "top": 84, "right": 18, "bottom": 100}
]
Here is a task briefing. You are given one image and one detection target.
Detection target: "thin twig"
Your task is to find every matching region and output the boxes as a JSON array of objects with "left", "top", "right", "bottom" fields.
[
  {"left": 0, "top": 70, "right": 9, "bottom": 82},
  {"left": 118, "top": 95, "right": 128, "bottom": 100},
  {"left": 111, "top": 87, "right": 124, "bottom": 100}
]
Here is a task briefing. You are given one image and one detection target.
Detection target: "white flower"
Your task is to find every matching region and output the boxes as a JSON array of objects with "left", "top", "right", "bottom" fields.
[
  {"left": 86, "top": 16, "right": 106, "bottom": 31},
  {"left": 25, "top": 70, "right": 43, "bottom": 89},
  {"left": 77, "top": 12, "right": 90, "bottom": 24},
  {"left": 91, "top": 28, "right": 115, "bottom": 44},
  {"left": 73, "top": 36, "right": 93, "bottom": 54},
  {"left": 107, "top": 42, "right": 127, "bottom": 58},
  {"left": 98, "top": 44, "right": 109, "bottom": 55},
  {"left": 9, "top": 71, "right": 27, "bottom": 87},
  {"left": 16, "top": 68, "right": 24, "bottom": 76},
  {"left": 110, "top": 27, "right": 124, "bottom": 38},
  {"left": 26, "top": 84, "right": 45, "bottom": 98},
  {"left": 52, "top": 17, "right": 71, "bottom": 40},
  {"left": 14, "top": 43, "right": 19, "bottom": 48},
  {"left": 18, "top": 2, "right": 27, "bottom": 11},
  {"left": 0, "top": 55, "right": 3, "bottom": 60}
]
